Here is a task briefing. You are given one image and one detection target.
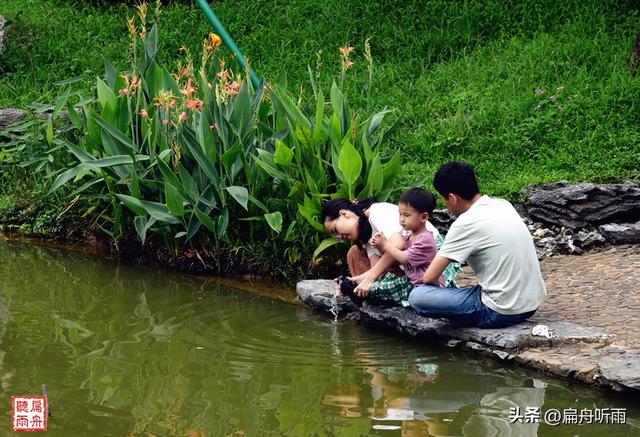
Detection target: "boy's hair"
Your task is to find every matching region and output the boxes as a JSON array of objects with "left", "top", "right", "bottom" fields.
[
  {"left": 433, "top": 161, "right": 480, "bottom": 200},
  {"left": 399, "top": 187, "right": 436, "bottom": 214}
]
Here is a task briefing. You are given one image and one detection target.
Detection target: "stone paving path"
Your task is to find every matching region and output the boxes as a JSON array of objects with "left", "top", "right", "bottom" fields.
[{"left": 457, "top": 245, "right": 640, "bottom": 348}]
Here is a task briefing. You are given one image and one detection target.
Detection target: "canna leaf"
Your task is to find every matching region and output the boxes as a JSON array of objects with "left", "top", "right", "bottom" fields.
[
  {"left": 94, "top": 116, "right": 135, "bottom": 153},
  {"left": 225, "top": 186, "right": 248, "bottom": 210},
  {"left": 145, "top": 23, "right": 158, "bottom": 61},
  {"left": 116, "top": 194, "right": 180, "bottom": 224},
  {"left": 217, "top": 207, "right": 229, "bottom": 237},
  {"left": 367, "top": 155, "right": 384, "bottom": 193},
  {"left": 273, "top": 139, "right": 294, "bottom": 168},
  {"left": 134, "top": 215, "right": 156, "bottom": 245},
  {"left": 264, "top": 211, "right": 283, "bottom": 233},
  {"left": 312, "top": 237, "right": 341, "bottom": 261},
  {"left": 49, "top": 164, "right": 89, "bottom": 193},
  {"left": 96, "top": 77, "right": 117, "bottom": 112},
  {"left": 180, "top": 127, "right": 219, "bottom": 186},
  {"left": 338, "top": 138, "right": 362, "bottom": 187},
  {"left": 194, "top": 206, "right": 216, "bottom": 233},
  {"left": 165, "top": 181, "right": 184, "bottom": 216}
]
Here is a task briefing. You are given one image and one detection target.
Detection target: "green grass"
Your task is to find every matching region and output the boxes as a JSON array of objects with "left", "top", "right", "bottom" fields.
[{"left": 1, "top": 0, "right": 640, "bottom": 200}]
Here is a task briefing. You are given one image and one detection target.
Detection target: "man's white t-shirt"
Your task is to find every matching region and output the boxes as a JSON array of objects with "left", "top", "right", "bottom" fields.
[
  {"left": 438, "top": 195, "right": 546, "bottom": 315},
  {"left": 365, "top": 203, "right": 441, "bottom": 258}
]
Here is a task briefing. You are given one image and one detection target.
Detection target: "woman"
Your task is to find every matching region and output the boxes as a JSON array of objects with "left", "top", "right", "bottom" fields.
[{"left": 321, "top": 198, "right": 458, "bottom": 297}]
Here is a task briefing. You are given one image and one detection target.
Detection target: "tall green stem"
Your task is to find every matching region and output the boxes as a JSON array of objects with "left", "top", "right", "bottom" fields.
[{"left": 194, "top": 0, "right": 261, "bottom": 89}]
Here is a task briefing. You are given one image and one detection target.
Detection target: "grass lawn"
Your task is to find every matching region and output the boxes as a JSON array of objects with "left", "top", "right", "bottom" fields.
[{"left": 1, "top": 0, "right": 640, "bottom": 199}]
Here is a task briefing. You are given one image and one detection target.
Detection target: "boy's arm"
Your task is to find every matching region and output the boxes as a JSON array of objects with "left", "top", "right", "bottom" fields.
[
  {"left": 422, "top": 256, "right": 452, "bottom": 285},
  {"left": 352, "top": 233, "right": 404, "bottom": 296},
  {"left": 380, "top": 233, "right": 408, "bottom": 265}
]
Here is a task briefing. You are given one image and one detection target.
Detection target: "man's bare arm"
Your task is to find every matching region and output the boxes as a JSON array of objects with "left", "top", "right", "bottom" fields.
[{"left": 422, "top": 256, "right": 452, "bottom": 285}]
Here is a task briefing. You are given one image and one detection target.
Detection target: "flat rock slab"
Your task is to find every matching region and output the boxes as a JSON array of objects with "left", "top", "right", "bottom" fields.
[
  {"left": 598, "top": 354, "right": 640, "bottom": 391},
  {"left": 297, "top": 279, "right": 610, "bottom": 351}
]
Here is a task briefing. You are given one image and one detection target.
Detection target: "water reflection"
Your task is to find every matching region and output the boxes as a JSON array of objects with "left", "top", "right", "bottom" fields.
[{"left": 0, "top": 240, "right": 638, "bottom": 436}]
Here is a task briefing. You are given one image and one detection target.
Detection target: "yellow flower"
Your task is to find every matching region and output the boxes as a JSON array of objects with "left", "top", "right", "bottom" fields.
[{"left": 206, "top": 33, "right": 222, "bottom": 51}]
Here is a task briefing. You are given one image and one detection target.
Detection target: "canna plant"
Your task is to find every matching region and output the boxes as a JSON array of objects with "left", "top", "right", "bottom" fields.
[
  {"left": 49, "top": 5, "right": 275, "bottom": 261},
  {"left": 46, "top": 2, "right": 402, "bottom": 276}
]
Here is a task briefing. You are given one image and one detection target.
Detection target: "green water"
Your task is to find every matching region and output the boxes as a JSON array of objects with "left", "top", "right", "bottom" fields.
[{"left": 0, "top": 241, "right": 638, "bottom": 436}]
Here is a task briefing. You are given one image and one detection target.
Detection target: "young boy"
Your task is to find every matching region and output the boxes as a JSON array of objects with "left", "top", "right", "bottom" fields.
[{"left": 347, "top": 187, "right": 444, "bottom": 306}]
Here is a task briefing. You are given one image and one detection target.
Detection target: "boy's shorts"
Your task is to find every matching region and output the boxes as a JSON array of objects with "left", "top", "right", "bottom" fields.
[{"left": 369, "top": 272, "right": 413, "bottom": 307}]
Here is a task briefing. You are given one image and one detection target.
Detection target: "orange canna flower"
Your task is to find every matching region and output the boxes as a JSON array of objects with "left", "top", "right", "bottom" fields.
[
  {"left": 178, "top": 111, "right": 188, "bottom": 122},
  {"left": 216, "top": 69, "right": 231, "bottom": 81},
  {"left": 339, "top": 46, "right": 354, "bottom": 58},
  {"left": 186, "top": 98, "right": 203, "bottom": 111},
  {"left": 119, "top": 88, "right": 129, "bottom": 96},
  {"left": 225, "top": 81, "right": 240, "bottom": 96},
  {"left": 180, "top": 78, "right": 196, "bottom": 98},
  {"left": 139, "top": 109, "right": 149, "bottom": 118},
  {"left": 205, "top": 33, "right": 222, "bottom": 51}
]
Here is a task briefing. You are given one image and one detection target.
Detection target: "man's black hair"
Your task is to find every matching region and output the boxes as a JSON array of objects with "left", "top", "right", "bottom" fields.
[
  {"left": 433, "top": 161, "right": 480, "bottom": 200},
  {"left": 399, "top": 187, "right": 435, "bottom": 214}
]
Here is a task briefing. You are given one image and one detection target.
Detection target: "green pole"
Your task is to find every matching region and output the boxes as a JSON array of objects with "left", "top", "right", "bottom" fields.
[{"left": 195, "top": 0, "right": 261, "bottom": 89}]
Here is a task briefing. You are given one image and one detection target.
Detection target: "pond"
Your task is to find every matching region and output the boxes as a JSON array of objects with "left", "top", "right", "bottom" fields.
[{"left": 0, "top": 240, "right": 638, "bottom": 436}]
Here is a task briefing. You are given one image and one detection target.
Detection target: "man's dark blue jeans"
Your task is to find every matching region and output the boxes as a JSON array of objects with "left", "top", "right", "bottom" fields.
[{"left": 408, "top": 284, "right": 536, "bottom": 328}]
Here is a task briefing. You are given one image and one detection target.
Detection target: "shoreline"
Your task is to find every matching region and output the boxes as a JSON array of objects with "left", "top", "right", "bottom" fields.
[{"left": 297, "top": 279, "right": 640, "bottom": 396}]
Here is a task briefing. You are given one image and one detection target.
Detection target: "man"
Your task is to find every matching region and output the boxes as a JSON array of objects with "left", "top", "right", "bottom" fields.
[{"left": 408, "top": 162, "right": 546, "bottom": 328}]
